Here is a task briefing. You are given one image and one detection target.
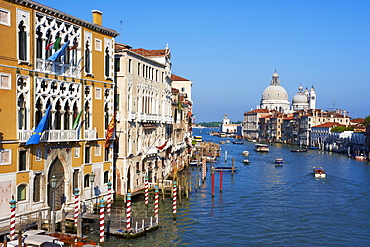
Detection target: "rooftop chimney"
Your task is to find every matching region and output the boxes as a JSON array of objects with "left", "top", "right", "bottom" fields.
[{"left": 92, "top": 10, "right": 102, "bottom": 26}]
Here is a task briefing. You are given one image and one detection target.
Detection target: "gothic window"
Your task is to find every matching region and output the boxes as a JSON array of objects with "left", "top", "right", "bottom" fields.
[
  {"left": 114, "top": 57, "right": 120, "bottom": 72},
  {"left": 18, "top": 21, "right": 27, "bottom": 61},
  {"left": 33, "top": 174, "right": 41, "bottom": 202},
  {"left": 105, "top": 46, "right": 110, "bottom": 77},
  {"left": 19, "top": 150, "right": 27, "bottom": 171},
  {"left": 71, "top": 38, "right": 78, "bottom": 66},
  {"left": 45, "top": 30, "right": 52, "bottom": 59},
  {"left": 17, "top": 184, "right": 27, "bottom": 201},
  {"left": 17, "top": 93, "right": 27, "bottom": 130},
  {"left": 64, "top": 35, "right": 70, "bottom": 64},
  {"left": 84, "top": 100, "right": 91, "bottom": 129},
  {"left": 85, "top": 41, "right": 90, "bottom": 74},
  {"left": 55, "top": 100, "right": 62, "bottom": 130},
  {"left": 104, "top": 103, "right": 109, "bottom": 129},
  {"left": 64, "top": 102, "right": 70, "bottom": 130},
  {"left": 36, "top": 27, "right": 43, "bottom": 59}
]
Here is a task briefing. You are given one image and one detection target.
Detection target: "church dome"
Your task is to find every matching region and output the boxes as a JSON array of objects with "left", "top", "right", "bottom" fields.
[
  {"left": 292, "top": 93, "right": 308, "bottom": 104},
  {"left": 261, "top": 85, "right": 288, "bottom": 100}
]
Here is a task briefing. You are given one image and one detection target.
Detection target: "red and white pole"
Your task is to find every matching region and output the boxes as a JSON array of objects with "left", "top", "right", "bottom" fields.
[
  {"left": 9, "top": 195, "right": 16, "bottom": 241},
  {"left": 144, "top": 175, "right": 149, "bottom": 206},
  {"left": 220, "top": 170, "right": 223, "bottom": 193},
  {"left": 99, "top": 198, "right": 105, "bottom": 243},
  {"left": 154, "top": 185, "right": 159, "bottom": 223},
  {"left": 74, "top": 188, "right": 79, "bottom": 226},
  {"left": 107, "top": 182, "right": 112, "bottom": 216},
  {"left": 173, "top": 181, "right": 177, "bottom": 219},
  {"left": 126, "top": 191, "right": 131, "bottom": 231},
  {"left": 202, "top": 157, "right": 206, "bottom": 181},
  {"left": 211, "top": 167, "right": 215, "bottom": 197}
]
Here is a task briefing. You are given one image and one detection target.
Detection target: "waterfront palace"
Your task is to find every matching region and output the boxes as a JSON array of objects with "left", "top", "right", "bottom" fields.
[{"left": 0, "top": 0, "right": 194, "bottom": 225}]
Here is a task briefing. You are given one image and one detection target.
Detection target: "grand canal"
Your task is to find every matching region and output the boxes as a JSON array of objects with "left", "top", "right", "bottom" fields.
[{"left": 91, "top": 128, "right": 370, "bottom": 246}]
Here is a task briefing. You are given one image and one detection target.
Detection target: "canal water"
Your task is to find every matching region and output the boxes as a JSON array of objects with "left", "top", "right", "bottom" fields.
[{"left": 90, "top": 128, "right": 370, "bottom": 246}]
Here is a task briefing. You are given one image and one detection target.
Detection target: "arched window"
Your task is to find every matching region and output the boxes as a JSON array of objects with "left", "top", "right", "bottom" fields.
[
  {"left": 84, "top": 100, "right": 90, "bottom": 129},
  {"left": 36, "top": 27, "right": 43, "bottom": 59},
  {"left": 105, "top": 47, "right": 110, "bottom": 77},
  {"left": 85, "top": 41, "right": 90, "bottom": 74},
  {"left": 17, "top": 93, "right": 27, "bottom": 130},
  {"left": 84, "top": 174, "right": 89, "bottom": 188},
  {"left": 17, "top": 184, "right": 27, "bottom": 201},
  {"left": 18, "top": 21, "right": 27, "bottom": 61},
  {"left": 103, "top": 171, "right": 109, "bottom": 184},
  {"left": 104, "top": 103, "right": 109, "bottom": 129},
  {"left": 55, "top": 100, "right": 62, "bottom": 130}
]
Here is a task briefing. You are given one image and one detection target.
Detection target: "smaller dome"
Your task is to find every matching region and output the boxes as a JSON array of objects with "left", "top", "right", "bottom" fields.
[
  {"left": 292, "top": 93, "right": 308, "bottom": 104},
  {"left": 272, "top": 72, "right": 279, "bottom": 78}
]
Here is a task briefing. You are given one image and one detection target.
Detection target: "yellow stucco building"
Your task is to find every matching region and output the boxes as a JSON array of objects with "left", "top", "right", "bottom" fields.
[{"left": 0, "top": 0, "right": 118, "bottom": 222}]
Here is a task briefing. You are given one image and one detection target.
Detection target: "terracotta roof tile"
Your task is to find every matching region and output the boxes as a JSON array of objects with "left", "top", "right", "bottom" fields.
[
  {"left": 171, "top": 74, "right": 189, "bottom": 81},
  {"left": 131, "top": 48, "right": 168, "bottom": 57},
  {"left": 312, "top": 122, "right": 346, "bottom": 128}
]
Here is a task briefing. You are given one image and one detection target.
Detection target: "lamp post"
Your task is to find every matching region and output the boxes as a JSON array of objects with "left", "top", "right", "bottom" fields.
[
  {"left": 90, "top": 171, "right": 95, "bottom": 212},
  {"left": 50, "top": 175, "right": 57, "bottom": 233}
]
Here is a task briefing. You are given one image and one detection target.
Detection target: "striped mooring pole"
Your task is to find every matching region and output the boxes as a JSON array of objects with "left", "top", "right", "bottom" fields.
[
  {"left": 202, "top": 157, "right": 206, "bottom": 181},
  {"left": 220, "top": 170, "right": 223, "bottom": 193},
  {"left": 99, "top": 198, "right": 105, "bottom": 243},
  {"left": 9, "top": 195, "right": 16, "bottom": 241},
  {"left": 126, "top": 191, "right": 131, "bottom": 231},
  {"left": 144, "top": 175, "right": 149, "bottom": 206},
  {"left": 107, "top": 181, "right": 112, "bottom": 216},
  {"left": 211, "top": 167, "right": 215, "bottom": 197},
  {"left": 173, "top": 181, "right": 177, "bottom": 219},
  {"left": 74, "top": 188, "right": 79, "bottom": 226},
  {"left": 154, "top": 185, "right": 159, "bottom": 223}
]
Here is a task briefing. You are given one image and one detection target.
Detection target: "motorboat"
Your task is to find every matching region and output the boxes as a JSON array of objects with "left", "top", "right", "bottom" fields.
[
  {"left": 313, "top": 167, "right": 326, "bottom": 178},
  {"left": 254, "top": 144, "right": 269, "bottom": 152},
  {"left": 48, "top": 232, "right": 97, "bottom": 246},
  {"left": 354, "top": 154, "right": 368, "bottom": 161},
  {"left": 232, "top": 141, "right": 243, "bottom": 144},
  {"left": 290, "top": 148, "right": 307, "bottom": 152},
  {"left": 190, "top": 160, "right": 198, "bottom": 166},
  {"left": 275, "top": 158, "right": 284, "bottom": 166},
  {"left": 242, "top": 150, "right": 249, "bottom": 156},
  {"left": 243, "top": 159, "right": 250, "bottom": 164},
  {"left": 213, "top": 166, "right": 238, "bottom": 172}
]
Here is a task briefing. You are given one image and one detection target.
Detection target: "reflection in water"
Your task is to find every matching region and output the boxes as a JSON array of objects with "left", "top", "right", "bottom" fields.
[{"left": 88, "top": 128, "right": 370, "bottom": 246}]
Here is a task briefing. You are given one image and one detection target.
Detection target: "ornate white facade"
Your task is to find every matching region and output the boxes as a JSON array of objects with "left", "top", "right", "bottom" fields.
[{"left": 260, "top": 72, "right": 290, "bottom": 113}]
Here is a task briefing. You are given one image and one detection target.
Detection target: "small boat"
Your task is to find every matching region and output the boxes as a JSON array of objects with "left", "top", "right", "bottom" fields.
[
  {"left": 48, "top": 232, "right": 97, "bottom": 246},
  {"left": 225, "top": 140, "right": 231, "bottom": 143},
  {"left": 232, "top": 141, "right": 243, "bottom": 144},
  {"left": 290, "top": 148, "right": 307, "bottom": 152},
  {"left": 243, "top": 159, "right": 250, "bottom": 164},
  {"left": 242, "top": 150, "right": 249, "bottom": 156},
  {"left": 275, "top": 158, "right": 284, "bottom": 166},
  {"left": 354, "top": 154, "right": 368, "bottom": 161},
  {"left": 219, "top": 141, "right": 225, "bottom": 144},
  {"left": 254, "top": 144, "right": 269, "bottom": 152},
  {"left": 313, "top": 167, "right": 326, "bottom": 178},
  {"left": 213, "top": 166, "right": 238, "bottom": 172},
  {"left": 190, "top": 160, "right": 198, "bottom": 166}
]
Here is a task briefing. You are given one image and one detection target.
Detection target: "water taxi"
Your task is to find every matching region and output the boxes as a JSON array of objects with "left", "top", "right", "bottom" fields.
[
  {"left": 313, "top": 167, "right": 326, "bottom": 178},
  {"left": 290, "top": 148, "right": 307, "bottom": 152},
  {"left": 354, "top": 154, "right": 368, "bottom": 161},
  {"left": 243, "top": 159, "right": 250, "bottom": 164},
  {"left": 254, "top": 144, "right": 269, "bottom": 152},
  {"left": 48, "top": 232, "right": 97, "bottom": 246},
  {"left": 213, "top": 166, "right": 238, "bottom": 172},
  {"left": 275, "top": 158, "right": 284, "bottom": 166},
  {"left": 242, "top": 150, "right": 249, "bottom": 156}
]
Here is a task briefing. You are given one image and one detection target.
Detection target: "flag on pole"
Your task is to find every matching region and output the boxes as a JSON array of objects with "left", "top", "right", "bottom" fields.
[
  {"left": 68, "top": 42, "right": 79, "bottom": 51},
  {"left": 26, "top": 105, "right": 51, "bottom": 145},
  {"left": 47, "top": 40, "right": 70, "bottom": 62},
  {"left": 72, "top": 110, "right": 83, "bottom": 129},
  {"left": 45, "top": 43, "right": 54, "bottom": 50},
  {"left": 52, "top": 37, "right": 61, "bottom": 50},
  {"left": 105, "top": 113, "right": 116, "bottom": 148},
  {"left": 156, "top": 140, "right": 168, "bottom": 150}
]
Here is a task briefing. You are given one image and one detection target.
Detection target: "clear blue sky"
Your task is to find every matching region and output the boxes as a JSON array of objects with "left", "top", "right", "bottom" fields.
[{"left": 36, "top": 0, "right": 370, "bottom": 122}]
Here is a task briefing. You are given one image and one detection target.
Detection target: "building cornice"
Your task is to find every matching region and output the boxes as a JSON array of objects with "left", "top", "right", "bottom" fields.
[{"left": 7, "top": 0, "right": 120, "bottom": 37}]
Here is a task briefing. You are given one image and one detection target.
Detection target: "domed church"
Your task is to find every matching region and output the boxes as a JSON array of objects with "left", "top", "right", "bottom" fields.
[
  {"left": 260, "top": 71, "right": 291, "bottom": 113},
  {"left": 259, "top": 71, "right": 317, "bottom": 113},
  {"left": 291, "top": 84, "right": 316, "bottom": 111}
]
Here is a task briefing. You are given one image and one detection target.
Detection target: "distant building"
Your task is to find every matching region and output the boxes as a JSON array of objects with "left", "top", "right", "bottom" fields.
[
  {"left": 219, "top": 114, "right": 238, "bottom": 135},
  {"left": 171, "top": 74, "right": 193, "bottom": 104},
  {"left": 292, "top": 84, "right": 316, "bottom": 111}
]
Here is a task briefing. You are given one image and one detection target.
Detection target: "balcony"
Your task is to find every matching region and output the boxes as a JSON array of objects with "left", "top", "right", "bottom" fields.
[
  {"left": 18, "top": 129, "right": 97, "bottom": 143},
  {"left": 36, "top": 58, "right": 79, "bottom": 77}
]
